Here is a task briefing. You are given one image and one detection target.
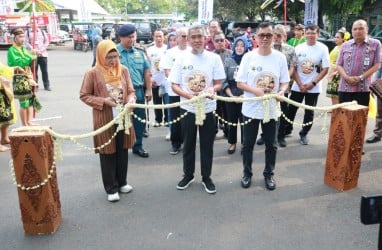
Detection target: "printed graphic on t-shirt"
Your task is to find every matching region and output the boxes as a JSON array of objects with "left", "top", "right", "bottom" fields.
[
  {"left": 254, "top": 72, "right": 276, "bottom": 94},
  {"left": 300, "top": 58, "right": 315, "bottom": 75},
  {"left": 153, "top": 58, "right": 160, "bottom": 72},
  {"left": 187, "top": 70, "right": 208, "bottom": 94}
]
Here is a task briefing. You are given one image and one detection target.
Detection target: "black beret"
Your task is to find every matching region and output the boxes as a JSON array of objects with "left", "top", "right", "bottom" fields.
[{"left": 118, "top": 24, "right": 136, "bottom": 37}]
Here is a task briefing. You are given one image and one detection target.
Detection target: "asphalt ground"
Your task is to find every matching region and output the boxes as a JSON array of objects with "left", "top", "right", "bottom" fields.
[{"left": 0, "top": 42, "right": 382, "bottom": 250}]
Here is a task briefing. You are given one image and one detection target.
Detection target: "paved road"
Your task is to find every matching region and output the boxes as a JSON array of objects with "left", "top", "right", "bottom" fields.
[{"left": 0, "top": 44, "right": 381, "bottom": 250}]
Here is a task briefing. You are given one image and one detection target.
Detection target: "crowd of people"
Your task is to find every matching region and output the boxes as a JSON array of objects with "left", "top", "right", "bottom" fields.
[{"left": 1, "top": 18, "right": 381, "bottom": 202}]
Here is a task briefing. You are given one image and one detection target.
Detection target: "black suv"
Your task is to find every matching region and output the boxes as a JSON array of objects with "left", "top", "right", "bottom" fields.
[
  {"left": 134, "top": 22, "right": 160, "bottom": 44},
  {"left": 101, "top": 22, "right": 114, "bottom": 39},
  {"left": 225, "top": 21, "right": 260, "bottom": 41}
]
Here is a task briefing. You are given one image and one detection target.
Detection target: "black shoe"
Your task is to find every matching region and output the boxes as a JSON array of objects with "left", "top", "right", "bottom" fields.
[
  {"left": 278, "top": 138, "right": 287, "bottom": 147},
  {"left": 264, "top": 176, "right": 276, "bottom": 190},
  {"left": 366, "top": 135, "right": 381, "bottom": 143},
  {"left": 133, "top": 149, "right": 149, "bottom": 158},
  {"left": 227, "top": 144, "right": 236, "bottom": 154},
  {"left": 176, "top": 175, "right": 194, "bottom": 190},
  {"left": 44, "top": 87, "right": 52, "bottom": 91},
  {"left": 299, "top": 132, "right": 308, "bottom": 145},
  {"left": 256, "top": 137, "right": 265, "bottom": 145},
  {"left": 241, "top": 176, "right": 251, "bottom": 188},
  {"left": 142, "top": 130, "right": 149, "bottom": 138},
  {"left": 202, "top": 177, "right": 216, "bottom": 194},
  {"left": 169, "top": 146, "right": 180, "bottom": 155}
]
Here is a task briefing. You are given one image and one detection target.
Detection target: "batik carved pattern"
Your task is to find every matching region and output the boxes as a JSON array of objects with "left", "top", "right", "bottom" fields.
[
  {"left": 331, "top": 121, "right": 346, "bottom": 167},
  {"left": 50, "top": 171, "right": 61, "bottom": 209},
  {"left": 30, "top": 136, "right": 47, "bottom": 159},
  {"left": 22, "top": 154, "right": 42, "bottom": 211},
  {"left": 9, "top": 136, "right": 22, "bottom": 159},
  {"left": 347, "top": 123, "right": 363, "bottom": 182},
  {"left": 20, "top": 203, "right": 33, "bottom": 223},
  {"left": 41, "top": 204, "right": 59, "bottom": 223}
]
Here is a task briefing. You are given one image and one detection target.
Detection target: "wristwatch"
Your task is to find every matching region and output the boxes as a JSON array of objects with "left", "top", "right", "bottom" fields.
[
  {"left": 359, "top": 75, "right": 364, "bottom": 81},
  {"left": 312, "top": 81, "right": 317, "bottom": 86}
]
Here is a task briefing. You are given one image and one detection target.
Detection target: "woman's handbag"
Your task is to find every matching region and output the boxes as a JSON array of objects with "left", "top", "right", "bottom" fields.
[
  {"left": 12, "top": 68, "right": 34, "bottom": 99},
  {"left": 0, "top": 89, "right": 14, "bottom": 125},
  {"left": 370, "top": 79, "right": 382, "bottom": 99}
]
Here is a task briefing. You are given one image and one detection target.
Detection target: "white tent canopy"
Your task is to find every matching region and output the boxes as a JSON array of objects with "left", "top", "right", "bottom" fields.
[{"left": 51, "top": 0, "right": 108, "bottom": 15}]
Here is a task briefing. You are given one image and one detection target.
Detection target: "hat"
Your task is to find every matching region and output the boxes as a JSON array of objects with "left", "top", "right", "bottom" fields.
[
  {"left": 118, "top": 24, "right": 136, "bottom": 37},
  {"left": 11, "top": 28, "right": 24, "bottom": 36},
  {"left": 295, "top": 24, "right": 305, "bottom": 30}
]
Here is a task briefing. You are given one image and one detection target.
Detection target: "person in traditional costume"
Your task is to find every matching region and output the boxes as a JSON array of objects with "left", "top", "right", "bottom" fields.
[
  {"left": 0, "top": 63, "right": 24, "bottom": 151},
  {"left": 80, "top": 40, "right": 136, "bottom": 202},
  {"left": 7, "top": 27, "right": 37, "bottom": 126}
]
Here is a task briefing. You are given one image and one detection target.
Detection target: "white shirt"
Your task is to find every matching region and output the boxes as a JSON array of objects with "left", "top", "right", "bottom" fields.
[
  {"left": 291, "top": 41, "right": 330, "bottom": 93},
  {"left": 236, "top": 49, "right": 290, "bottom": 119},
  {"left": 168, "top": 50, "right": 226, "bottom": 113},
  {"left": 159, "top": 46, "right": 191, "bottom": 96},
  {"left": 146, "top": 45, "right": 167, "bottom": 86}
]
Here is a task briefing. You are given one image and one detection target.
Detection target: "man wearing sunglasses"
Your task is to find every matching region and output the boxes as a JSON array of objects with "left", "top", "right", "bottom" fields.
[
  {"left": 205, "top": 19, "right": 231, "bottom": 52},
  {"left": 257, "top": 24, "right": 297, "bottom": 148},
  {"left": 237, "top": 22, "right": 290, "bottom": 191}
]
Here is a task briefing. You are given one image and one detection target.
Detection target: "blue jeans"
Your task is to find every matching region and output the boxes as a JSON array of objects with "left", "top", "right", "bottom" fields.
[{"left": 242, "top": 117, "right": 277, "bottom": 178}]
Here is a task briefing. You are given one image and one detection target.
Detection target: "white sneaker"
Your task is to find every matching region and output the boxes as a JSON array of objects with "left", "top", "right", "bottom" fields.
[
  {"left": 119, "top": 184, "right": 133, "bottom": 193},
  {"left": 165, "top": 132, "right": 171, "bottom": 141},
  {"left": 107, "top": 192, "right": 120, "bottom": 202}
]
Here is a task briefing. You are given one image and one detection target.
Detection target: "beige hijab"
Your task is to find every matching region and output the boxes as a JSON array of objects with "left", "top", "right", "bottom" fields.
[{"left": 95, "top": 40, "right": 122, "bottom": 87}]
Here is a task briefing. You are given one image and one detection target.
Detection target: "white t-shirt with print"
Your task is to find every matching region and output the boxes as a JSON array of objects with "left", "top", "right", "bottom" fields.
[
  {"left": 168, "top": 50, "right": 226, "bottom": 113},
  {"left": 291, "top": 41, "right": 330, "bottom": 93},
  {"left": 159, "top": 46, "right": 191, "bottom": 96},
  {"left": 146, "top": 45, "right": 167, "bottom": 86},
  {"left": 236, "top": 49, "right": 290, "bottom": 119}
]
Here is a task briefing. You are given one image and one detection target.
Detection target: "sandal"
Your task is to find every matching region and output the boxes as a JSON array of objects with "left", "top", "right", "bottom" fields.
[
  {"left": 0, "top": 145, "right": 10, "bottom": 152},
  {"left": 1, "top": 139, "right": 10, "bottom": 145}
]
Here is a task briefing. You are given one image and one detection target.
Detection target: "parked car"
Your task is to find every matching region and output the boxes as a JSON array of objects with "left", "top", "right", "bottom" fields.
[
  {"left": 318, "top": 29, "right": 336, "bottom": 51},
  {"left": 225, "top": 21, "right": 260, "bottom": 41},
  {"left": 58, "top": 30, "right": 71, "bottom": 43},
  {"left": 134, "top": 22, "right": 160, "bottom": 44},
  {"left": 101, "top": 22, "right": 114, "bottom": 39},
  {"left": 60, "top": 23, "right": 73, "bottom": 37}
]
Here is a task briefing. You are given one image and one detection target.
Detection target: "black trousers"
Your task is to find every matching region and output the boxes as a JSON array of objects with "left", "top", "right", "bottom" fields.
[
  {"left": 152, "top": 86, "right": 168, "bottom": 123},
  {"left": 225, "top": 101, "right": 243, "bottom": 144},
  {"left": 242, "top": 117, "right": 277, "bottom": 178},
  {"left": 99, "top": 129, "right": 128, "bottom": 194},
  {"left": 284, "top": 91, "right": 319, "bottom": 136},
  {"left": 169, "top": 96, "right": 182, "bottom": 148},
  {"left": 338, "top": 91, "right": 369, "bottom": 107},
  {"left": 181, "top": 109, "right": 216, "bottom": 178},
  {"left": 35, "top": 56, "right": 50, "bottom": 89}
]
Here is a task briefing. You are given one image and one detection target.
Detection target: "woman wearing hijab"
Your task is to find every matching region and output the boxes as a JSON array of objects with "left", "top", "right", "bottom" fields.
[
  {"left": 222, "top": 35, "right": 249, "bottom": 154},
  {"left": 80, "top": 40, "right": 136, "bottom": 202}
]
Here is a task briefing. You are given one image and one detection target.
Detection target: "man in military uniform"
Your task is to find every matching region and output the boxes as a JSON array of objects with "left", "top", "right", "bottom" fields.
[{"left": 117, "top": 24, "right": 152, "bottom": 158}]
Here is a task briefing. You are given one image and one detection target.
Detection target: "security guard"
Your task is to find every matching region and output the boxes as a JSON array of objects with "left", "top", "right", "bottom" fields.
[{"left": 117, "top": 24, "right": 152, "bottom": 158}]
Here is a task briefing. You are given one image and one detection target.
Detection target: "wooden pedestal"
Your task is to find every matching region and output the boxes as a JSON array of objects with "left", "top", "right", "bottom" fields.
[
  {"left": 9, "top": 126, "right": 61, "bottom": 235},
  {"left": 324, "top": 105, "right": 368, "bottom": 191}
]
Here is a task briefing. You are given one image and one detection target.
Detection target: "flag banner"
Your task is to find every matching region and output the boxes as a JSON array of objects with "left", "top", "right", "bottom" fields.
[
  {"left": 304, "top": 0, "right": 318, "bottom": 25},
  {"left": 198, "top": 0, "right": 213, "bottom": 25}
]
